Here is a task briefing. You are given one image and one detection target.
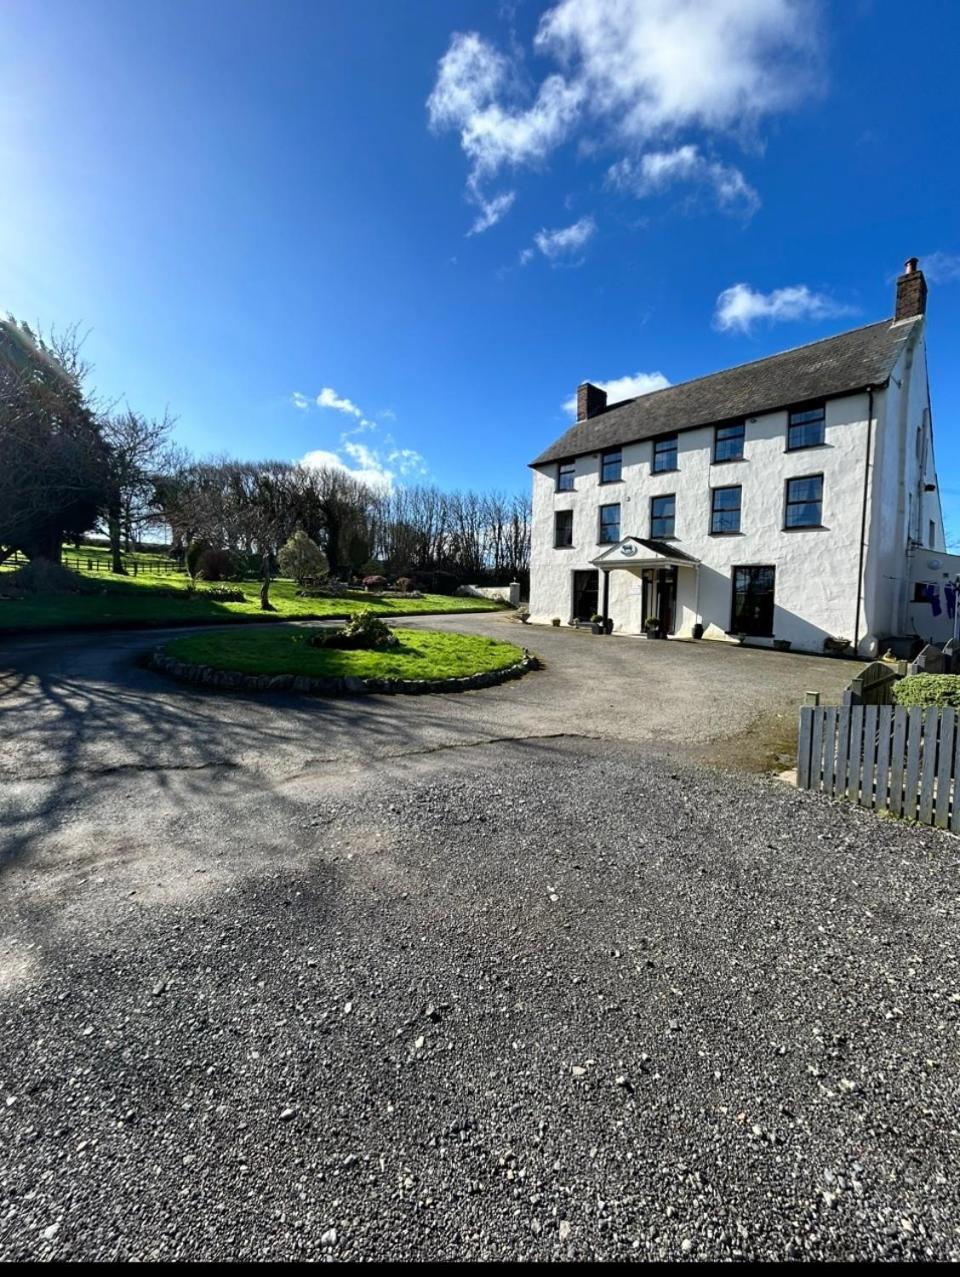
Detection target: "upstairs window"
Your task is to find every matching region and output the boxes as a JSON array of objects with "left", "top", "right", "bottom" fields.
[
  {"left": 785, "top": 474, "right": 824, "bottom": 528},
  {"left": 600, "top": 447, "right": 622, "bottom": 484},
  {"left": 711, "top": 485, "right": 742, "bottom": 534},
  {"left": 650, "top": 494, "right": 676, "bottom": 539},
  {"left": 653, "top": 433, "right": 678, "bottom": 473},
  {"left": 554, "top": 509, "right": 574, "bottom": 547},
  {"left": 714, "top": 422, "right": 745, "bottom": 463},
  {"left": 598, "top": 503, "right": 621, "bottom": 544},
  {"left": 787, "top": 403, "right": 826, "bottom": 450},
  {"left": 557, "top": 460, "right": 575, "bottom": 492}
]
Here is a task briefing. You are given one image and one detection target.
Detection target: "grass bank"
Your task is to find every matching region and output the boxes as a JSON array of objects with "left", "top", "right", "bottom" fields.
[
  {"left": 162, "top": 625, "right": 525, "bottom": 680},
  {"left": 0, "top": 556, "right": 506, "bottom": 634}
]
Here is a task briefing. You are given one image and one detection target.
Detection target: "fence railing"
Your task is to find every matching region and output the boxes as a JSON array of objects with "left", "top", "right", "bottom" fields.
[{"left": 798, "top": 702, "right": 960, "bottom": 831}]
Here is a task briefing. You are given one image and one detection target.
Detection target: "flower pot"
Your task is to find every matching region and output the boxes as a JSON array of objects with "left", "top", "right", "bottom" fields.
[
  {"left": 692, "top": 623, "right": 704, "bottom": 641},
  {"left": 591, "top": 622, "right": 604, "bottom": 635}
]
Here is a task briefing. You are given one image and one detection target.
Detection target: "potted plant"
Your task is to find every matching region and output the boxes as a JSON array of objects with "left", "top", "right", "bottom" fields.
[
  {"left": 644, "top": 616, "right": 661, "bottom": 640},
  {"left": 590, "top": 613, "right": 605, "bottom": 635},
  {"left": 551, "top": 617, "right": 561, "bottom": 627},
  {"left": 773, "top": 638, "right": 792, "bottom": 652},
  {"left": 692, "top": 622, "right": 704, "bottom": 641},
  {"left": 736, "top": 632, "right": 747, "bottom": 645}
]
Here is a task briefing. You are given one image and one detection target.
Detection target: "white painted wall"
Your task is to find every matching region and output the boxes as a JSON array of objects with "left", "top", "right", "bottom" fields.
[
  {"left": 456, "top": 583, "right": 521, "bottom": 606},
  {"left": 530, "top": 370, "right": 932, "bottom": 654}
]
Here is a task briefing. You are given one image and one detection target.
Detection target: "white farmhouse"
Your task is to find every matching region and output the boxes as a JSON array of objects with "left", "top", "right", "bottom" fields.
[{"left": 529, "top": 259, "right": 951, "bottom": 656}]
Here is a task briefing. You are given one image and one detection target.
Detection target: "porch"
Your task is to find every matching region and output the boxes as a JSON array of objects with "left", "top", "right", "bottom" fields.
[{"left": 590, "top": 537, "right": 701, "bottom": 637}]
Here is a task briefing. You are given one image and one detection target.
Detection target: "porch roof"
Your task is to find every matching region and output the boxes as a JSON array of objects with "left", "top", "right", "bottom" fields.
[{"left": 591, "top": 537, "right": 701, "bottom": 571}]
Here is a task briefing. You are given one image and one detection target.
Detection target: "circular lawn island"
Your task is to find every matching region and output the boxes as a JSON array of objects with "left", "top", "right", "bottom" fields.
[{"left": 152, "top": 623, "right": 534, "bottom": 696}]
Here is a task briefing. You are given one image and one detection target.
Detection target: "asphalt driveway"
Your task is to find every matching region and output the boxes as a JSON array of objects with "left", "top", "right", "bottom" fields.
[{"left": 1, "top": 619, "right": 956, "bottom": 1261}]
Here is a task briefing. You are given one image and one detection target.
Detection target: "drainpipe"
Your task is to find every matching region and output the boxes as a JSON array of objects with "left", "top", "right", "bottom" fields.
[
  {"left": 601, "top": 569, "right": 610, "bottom": 629},
  {"left": 853, "top": 386, "right": 875, "bottom": 655}
]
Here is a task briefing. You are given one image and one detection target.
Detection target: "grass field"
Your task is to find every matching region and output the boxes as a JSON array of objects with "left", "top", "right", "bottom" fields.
[
  {"left": 0, "top": 549, "right": 507, "bottom": 633},
  {"left": 162, "top": 625, "right": 525, "bottom": 680}
]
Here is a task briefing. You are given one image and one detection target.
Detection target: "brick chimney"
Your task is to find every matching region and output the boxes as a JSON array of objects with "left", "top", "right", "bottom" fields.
[
  {"left": 576, "top": 382, "right": 607, "bottom": 422},
  {"left": 895, "top": 257, "right": 927, "bottom": 321}
]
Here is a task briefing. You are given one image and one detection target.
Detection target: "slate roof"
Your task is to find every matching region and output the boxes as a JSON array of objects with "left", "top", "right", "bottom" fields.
[{"left": 532, "top": 316, "right": 920, "bottom": 467}]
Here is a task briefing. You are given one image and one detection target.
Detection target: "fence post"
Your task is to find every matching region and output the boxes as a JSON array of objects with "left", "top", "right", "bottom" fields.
[
  {"left": 804, "top": 691, "right": 820, "bottom": 707},
  {"left": 797, "top": 706, "right": 815, "bottom": 788}
]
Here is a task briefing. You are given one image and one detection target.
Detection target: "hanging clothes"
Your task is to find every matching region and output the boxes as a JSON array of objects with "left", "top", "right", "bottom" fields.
[
  {"left": 924, "top": 582, "right": 943, "bottom": 617},
  {"left": 946, "top": 582, "right": 957, "bottom": 622}
]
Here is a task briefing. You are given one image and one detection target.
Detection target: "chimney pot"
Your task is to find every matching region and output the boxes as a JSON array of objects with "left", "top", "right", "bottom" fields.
[
  {"left": 895, "top": 257, "right": 927, "bottom": 321},
  {"left": 576, "top": 382, "right": 607, "bottom": 422}
]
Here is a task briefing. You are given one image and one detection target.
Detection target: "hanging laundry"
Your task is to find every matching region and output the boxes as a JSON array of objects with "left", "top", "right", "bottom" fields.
[
  {"left": 946, "top": 582, "right": 957, "bottom": 622},
  {"left": 924, "top": 582, "right": 942, "bottom": 617}
]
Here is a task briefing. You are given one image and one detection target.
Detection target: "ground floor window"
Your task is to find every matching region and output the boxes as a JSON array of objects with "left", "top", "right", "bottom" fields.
[
  {"left": 572, "top": 570, "right": 599, "bottom": 622},
  {"left": 731, "top": 565, "right": 775, "bottom": 637}
]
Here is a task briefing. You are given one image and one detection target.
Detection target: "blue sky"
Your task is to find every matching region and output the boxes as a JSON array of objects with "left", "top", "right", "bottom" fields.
[{"left": 3, "top": 0, "right": 959, "bottom": 532}]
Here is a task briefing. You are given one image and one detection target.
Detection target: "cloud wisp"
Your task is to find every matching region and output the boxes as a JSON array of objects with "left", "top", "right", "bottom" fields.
[
  {"left": 428, "top": 0, "right": 817, "bottom": 230},
  {"left": 713, "top": 282, "right": 857, "bottom": 334},
  {"left": 608, "top": 145, "right": 759, "bottom": 217},
  {"left": 292, "top": 385, "right": 427, "bottom": 489},
  {"left": 521, "top": 214, "right": 596, "bottom": 265}
]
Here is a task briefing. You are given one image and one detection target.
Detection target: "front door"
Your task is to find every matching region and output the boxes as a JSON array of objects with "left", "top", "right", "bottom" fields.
[
  {"left": 572, "top": 570, "right": 599, "bottom": 622},
  {"left": 656, "top": 567, "right": 677, "bottom": 635}
]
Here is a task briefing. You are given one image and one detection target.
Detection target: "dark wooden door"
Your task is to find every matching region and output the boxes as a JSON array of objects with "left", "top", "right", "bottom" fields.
[
  {"left": 656, "top": 568, "right": 677, "bottom": 635},
  {"left": 572, "top": 570, "right": 599, "bottom": 622}
]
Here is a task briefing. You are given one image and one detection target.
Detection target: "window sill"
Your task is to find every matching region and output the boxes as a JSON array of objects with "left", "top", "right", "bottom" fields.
[
  {"left": 650, "top": 534, "right": 678, "bottom": 541},
  {"left": 652, "top": 468, "right": 679, "bottom": 476},
  {"left": 785, "top": 443, "right": 829, "bottom": 453},
  {"left": 711, "top": 457, "right": 745, "bottom": 466},
  {"left": 553, "top": 544, "right": 577, "bottom": 550},
  {"left": 555, "top": 488, "right": 576, "bottom": 495},
  {"left": 709, "top": 530, "right": 743, "bottom": 536},
  {"left": 782, "top": 524, "right": 828, "bottom": 532},
  {"left": 598, "top": 479, "right": 623, "bottom": 487}
]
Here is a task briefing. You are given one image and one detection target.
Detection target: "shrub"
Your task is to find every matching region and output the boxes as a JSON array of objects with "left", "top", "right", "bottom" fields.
[
  {"left": 185, "top": 539, "right": 207, "bottom": 580},
  {"left": 893, "top": 674, "right": 960, "bottom": 709},
  {"left": 196, "top": 547, "right": 241, "bottom": 582},
  {"left": 189, "top": 585, "right": 246, "bottom": 603},
  {"left": 309, "top": 611, "right": 398, "bottom": 650},
  {"left": 395, "top": 576, "right": 413, "bottom": 594},
  {"left": 362, "top": 575, "right": 388, "bottom": 592},
  {"left": 277, "top": 530, "right": 328, "bottom": 585}
]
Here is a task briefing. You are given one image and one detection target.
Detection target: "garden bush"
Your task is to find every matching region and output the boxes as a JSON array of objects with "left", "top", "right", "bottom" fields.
[
  {"left": 362, "top": 575, "right": 388, "bottom": 592},
  {"left": 893, "top": 674, "right": 960, "bottom": 709},
  {"left": 277, "top": 530, "right": 328, "bottom": 585},
  {"left": 309, "top": 611, "right": 397, "bottom": 650},
  {"left": 195, "top": 547, "right": 242, "bottom": 582}
]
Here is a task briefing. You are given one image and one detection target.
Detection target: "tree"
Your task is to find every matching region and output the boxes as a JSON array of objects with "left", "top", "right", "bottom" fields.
[
  {"left": 0, "top": 318, "right": 108, "bottom": 564},
  {"left": 277, "top": 530, "right": 328, "bottom": 584},
  {"left": 101, "top": 408, "right": 173, "bottom": 572}
]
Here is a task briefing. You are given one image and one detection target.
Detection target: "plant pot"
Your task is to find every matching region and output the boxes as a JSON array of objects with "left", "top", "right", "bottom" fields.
[
  {"left": 692, "top": 623, "right": 704, "bottom": 641},
  {"left": 591, "top": 622, "right": 604, "bottom": 635},
  {"left": 645, "top": 626, "right": 660, "bottom": 640},
  {"left": 773, "top": 639, "right": 792, "bottom": 652}
]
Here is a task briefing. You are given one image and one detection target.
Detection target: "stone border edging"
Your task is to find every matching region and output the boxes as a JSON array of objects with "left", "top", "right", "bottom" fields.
[{"left": 146, "top": 647, "right": 540, "bottom": 696}]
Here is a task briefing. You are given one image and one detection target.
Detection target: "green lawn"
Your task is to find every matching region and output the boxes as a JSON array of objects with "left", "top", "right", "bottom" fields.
[
  {"left": 0, "top": 554, "right": 506, "bottom": 633},
  {"left": 162, "top": 625, "right": 525, "bottom": 680}
]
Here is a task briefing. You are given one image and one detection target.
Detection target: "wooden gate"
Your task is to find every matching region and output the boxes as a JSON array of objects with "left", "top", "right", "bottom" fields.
[{"left": 797, "top": 703, "right": 960, "bottom": 830}]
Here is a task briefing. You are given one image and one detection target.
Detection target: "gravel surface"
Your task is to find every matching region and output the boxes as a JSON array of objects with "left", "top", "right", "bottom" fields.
[{"left": 1, "top": 730, "right": 959, "bottom": 1261}]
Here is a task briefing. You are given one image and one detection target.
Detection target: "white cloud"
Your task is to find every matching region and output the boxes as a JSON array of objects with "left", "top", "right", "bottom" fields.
[
  {"left": 920, "top": 252, "right": 960, "bottom": 285},
  {"left": 714, "top": 282, "right": 857, "bottom": 333},
  {"left": 428, "top": 1, "right": 816, "bottom": 227},
  {"left": 298, "top": 435, "right": 428, "bottom": 492},
  {"left": 291, "top": 392, "right": 310, "bottom": 410},
  {"left": 609, "top": 144, "right": 759, "bottom": 216},
  {"left": 299, "top": 447, "right": 394, "bottom": 491},
  {"left": 468, "top": 189, "right": 516, "bottom": 235},
  {"left": 523, "top": 214, "right": 596, "bottom": 264},
  {"left": 562, "top": 369, "right": 670, "bottom": 416}
]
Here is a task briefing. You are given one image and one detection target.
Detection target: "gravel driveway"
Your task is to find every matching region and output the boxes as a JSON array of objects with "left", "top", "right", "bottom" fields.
[{"left": 0, "top": 621, "right": 956, "bottom": 1260}]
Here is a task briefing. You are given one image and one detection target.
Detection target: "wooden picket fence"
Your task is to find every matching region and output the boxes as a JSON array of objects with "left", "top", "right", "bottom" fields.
[{"left": 797, "top": 703, "right": 960, "bottom": 831}]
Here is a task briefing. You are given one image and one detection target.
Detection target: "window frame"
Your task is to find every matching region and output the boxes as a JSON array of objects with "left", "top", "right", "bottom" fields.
[
  {"left": 713, "top": 421, "right": 745, "bottom": 464},
  {"left": 783, "top": 473, "right": 824, "bottom": 530},
  {"left": 598, "top": 502, "right": 621, "bottom": 545},
  {"left": 599, "top": 446, "right": 623, "bottom": 485},
  {"left": 652, "top": 433, "right": 679, "bottom": 474},
  {"left": 556, "top": 459, "right": 576, "bottom": 492},
  {"left": 786, "top": 402, "right": 826, "bottom": 452},
  {"left": 650, "top": 493, "right": 676, "bottom": 540},
  {"left": 554, "top": 508, "right": 574, "bottom": 548},
  {"left": 710, "top": 484, "right": 742, "bottom": 535},
  {"left": 730, "top": 564, "right": 776, "bottom": 638}
]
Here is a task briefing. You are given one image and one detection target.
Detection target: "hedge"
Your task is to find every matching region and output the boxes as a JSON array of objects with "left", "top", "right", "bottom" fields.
[{"left": 893, "top": 674, "right": 960, "bottom": 709}]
